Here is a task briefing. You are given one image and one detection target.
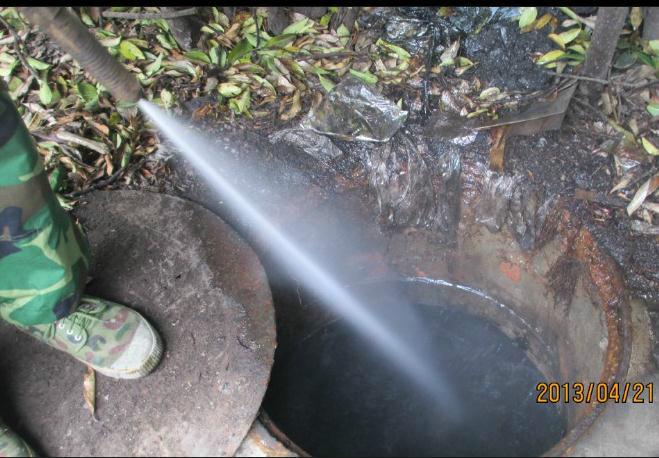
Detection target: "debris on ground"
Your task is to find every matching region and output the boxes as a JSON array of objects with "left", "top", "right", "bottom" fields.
[{"left": 300, "top": 76, "right": 407, "bottom": 142}]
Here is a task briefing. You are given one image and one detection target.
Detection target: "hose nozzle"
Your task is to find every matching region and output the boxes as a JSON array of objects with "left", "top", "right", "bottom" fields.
[{"left": 20, "top": 7, "right": 142, "bottom": 103}]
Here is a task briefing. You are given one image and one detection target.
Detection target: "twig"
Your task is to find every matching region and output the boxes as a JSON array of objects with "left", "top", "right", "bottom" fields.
[
  {"left": 542, "top": 70, "right": 610, "bottom": 86},
  {"left": 626, "top": 79, "right": 659, "bottom": 93},
  {"left": 0, "top": 34, "right": 17, "bottom": 45},
  {"left": 571, "top": 95, "right": 610, "bottom": 124},
  {"left": 0, "top": 15, "right": 39, "bottom": 80},
  {"left": 56, "top": 130, "right": 110, "bottom": 156},
  {"left": 102, "top": 7, "right": 198, "bottom": 20},
  {"left": 574, "top": 188, "right": 628, "bottom": 209},
  {"left": 292, "top": 50, "right": 368, "bottom": 61},
  {"left": 544, "top": 69, "right": 659, "bottom": 92},
  {"left": 558, "top": 7, "right": 597, "bottom": 30},
  {"left": 423, "top": 24, "right": 437, "bottom": 118}
]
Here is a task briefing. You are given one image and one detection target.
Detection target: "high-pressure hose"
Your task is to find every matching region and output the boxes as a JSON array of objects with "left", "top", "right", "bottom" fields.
[{"left": 20, "top": 7, "right": 142, "bottom": 103}]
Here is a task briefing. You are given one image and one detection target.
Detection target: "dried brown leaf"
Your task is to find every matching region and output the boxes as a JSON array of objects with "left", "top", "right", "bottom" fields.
[
  {"left": 627, "top": 174, "right": 659, "bottom": 216},
  {"left": 489, "top": 126, "right": 508, "bottom": 172},
  {"left": 83, "top": 365, "right": 96, "bottom": 419},
  {"left": 280, "top": 90, "right": 302, "bottom": 121}
]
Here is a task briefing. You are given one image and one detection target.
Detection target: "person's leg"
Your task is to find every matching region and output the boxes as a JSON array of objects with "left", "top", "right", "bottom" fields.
[
  {"left": 0, "top": 91, "right": 90, "bottom": 327},
  {"left": 0, "top": 88, "right": 162, "bottom": 379}
]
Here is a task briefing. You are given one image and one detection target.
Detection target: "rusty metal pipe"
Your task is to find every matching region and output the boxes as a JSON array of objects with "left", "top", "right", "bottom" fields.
[{"left": 20, "top": 7, "right": 142, "bottom": 102}]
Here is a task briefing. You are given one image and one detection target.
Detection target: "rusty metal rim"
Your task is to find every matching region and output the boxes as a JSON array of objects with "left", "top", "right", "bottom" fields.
[
  {"left": 259, "top": 410, "right": 311, "bottom": 457},
  {"left": 262, "top": 256, "right": 632, "bottom": 457},
  {"left": 542, "top": 215, "right": 633, "bottom": 457}
]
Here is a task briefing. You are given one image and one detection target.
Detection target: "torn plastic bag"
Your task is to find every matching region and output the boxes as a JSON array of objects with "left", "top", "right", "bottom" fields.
[
  {"left": 269, "top": 128, "right": 343, "bottom": 163},
  {"left": 475, "top": 172, "right": 518, "bottom": 233},
  {"left": 363, "top": 132, "right": 436, "bottom": 228},
  {"left": 301, "top": 77, "right": 408, "bottom": 143}
]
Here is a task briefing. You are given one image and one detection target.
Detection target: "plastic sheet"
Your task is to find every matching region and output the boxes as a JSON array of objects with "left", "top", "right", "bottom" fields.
[
  {"left": 359, "top": 7, "right": 520, "bottom": 55},
  {"left": 475, "top": 172, "right": 518, "bottom": 233},
  {"left": 269, "top": 128, "right": 343, "bottom": 162},
  {"left": 509, "top": 180, "right": 542, "bottom": 250},
  {"left": 476, "top": 171, "right": 549, "bottom": 250},
  {"left": 301, "top": 77, "right": 408, "bottom": 142},
  {"left": 424, "top": 111, "right": 478, "bottom": 145},
  {"left": 434, "top": 149, "right": 462, "bottom": 241},
  {"left": 363, "top": 132, "right": 436, "bottom": 228}
]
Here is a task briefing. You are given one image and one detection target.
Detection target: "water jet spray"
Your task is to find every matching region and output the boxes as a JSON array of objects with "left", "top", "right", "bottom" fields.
[{"left": 23, "top": 5, "right": 461, "bottom": 417}]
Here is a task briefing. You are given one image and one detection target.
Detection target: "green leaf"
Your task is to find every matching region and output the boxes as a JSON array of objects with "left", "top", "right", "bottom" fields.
[
  {"left": 319, "top": 10, "right": 333, "bottom": 26},
  {"left": 647, "top": 103, "right": 659, "bottom": 117},
  {"left": 185, "top": 49, "right": 211, "bottom": 64},
  {"left": 518, "top": 7, "right": 537, "bottom": 29},
  {"left": 119, "top": 40, "right": 145, "bottom": 61},
  {"left": 127, "top": 38, "right": 149, "bottom": 49},
  {"left": 0, "top": 59, "right": 17, "bottom": 77},
  {"left": 636, "top": 51, "right": 654, "bottom": 67},
  {"left": 244, "top": 33, "right": 258, "bottom": 48},
  {"left": 337, "top": 24, "right": 350, "bottom": 46},
  {"left": 479, "top": 87, "right": 500, "bottom": 100},
  {"left": 229, "top": 88, "right": 251, "bottom": 114},
  {"left": 209, "top": 46, "right": 220, "bottom": 65},
  {"left": 456, "top": 56, "right": 474, "bottom": 67},
  {"left": 613, "top": 51, "right": 637, "bottom": 69},
  {"left": 548, "top": 33, "right": 566, "bottom": 50},
  {"left": 641, "top": 137, "right": 659, "bottom": 155},
  {"left": 536, "top": 50, "right": 566, "bottom": 65},
  {"left": 558, "top": 28, "right": 581, "bottom": 45},
  {"left": 76, "top": 82, "right": 98, "bottom": 104},
  {"left": 166, "top": 60, "right": 197, "bottom": 77},
  {"left": 349, "top": 68, "right": 378, "bottom": 85},
  {"left": 0, "top": 53, "right": 15, "bottom": 64},
  {"left": 38, "top": 81, "right": 52, "bottom": 106},
  {"left": 99, "top": 36, "right": 122, "bottom": 48},
  {"left": 227, "top": 39, "right": 254, "bottom": 65},
  {"left": 567, "top": 44, "right": 586, "bottom": 55},
  {"left": 630, "top": 7, "right": 643, "bottom": 30},
  {"left": 559, "top": 7, "right": 585, "bottom": 26},
  {"left": 27, "top": 57, "right": 50, "bottom": 70},
  {"left": 218, "top": 82, "right": 242, "bottom": 97},
  {"left": 649, "top": 40, "right": 659, "bottom": 55},
  {"left": 251, "top": 74, "right": 276, "bottom": 93},
  {"left": 282, "top": 18, "right": 314, "bottom": 35},
  {"left": 264, "top": 33, "right": 297, "bottom": 49},
  {"left": 156, "top": 34, "right": 173, "bottom": 50},
  {"left": 80, "top": 10, "right": 95, "bottom": 27},
  {"left": 376, "top": 39, "right": 411, "bottom": 60},
  {"left": 220, "top": 49, "right": 227, "bottom": 68},
  {"left": 160, "top": 88, "right": 173, "bottom": 108},
  {"left": 145, "top": 54, "right": 163, "bottom": 76},
  {"left": 318, "top": 74, "right": 335, "bottom": 92}
]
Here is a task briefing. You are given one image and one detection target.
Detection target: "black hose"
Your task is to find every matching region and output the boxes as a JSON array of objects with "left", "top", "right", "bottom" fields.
[{"left": 20, "top": 7, "right": 142, "bottom": 103}]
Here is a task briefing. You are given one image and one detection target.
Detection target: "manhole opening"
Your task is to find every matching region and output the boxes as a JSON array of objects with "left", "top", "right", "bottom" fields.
[{"left": 263, "top": 280, "right": 567, "bottom": 457}]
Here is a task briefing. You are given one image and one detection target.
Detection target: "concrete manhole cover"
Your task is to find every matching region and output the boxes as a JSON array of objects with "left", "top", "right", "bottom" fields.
[{"left": 0, "top": 190, "right": 276, "bottom": 456}]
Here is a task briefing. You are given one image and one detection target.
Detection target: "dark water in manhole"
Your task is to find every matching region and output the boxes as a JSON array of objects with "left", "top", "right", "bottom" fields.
[{"left": 263, "top": 302, "right": 566, "bottom": 457}]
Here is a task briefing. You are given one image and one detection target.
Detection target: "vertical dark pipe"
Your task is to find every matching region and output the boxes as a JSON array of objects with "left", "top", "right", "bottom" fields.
[
  {"left": 20, "top": 7, "right": 142, "bottom": 103},
  {"left": 579, "top": 7, "right": 629, "bottom": 97}
]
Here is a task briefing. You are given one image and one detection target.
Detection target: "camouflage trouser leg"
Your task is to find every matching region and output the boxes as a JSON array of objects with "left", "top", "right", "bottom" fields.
[{"left": 0, "top": 90, "right": 90, "bottom": 327}]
